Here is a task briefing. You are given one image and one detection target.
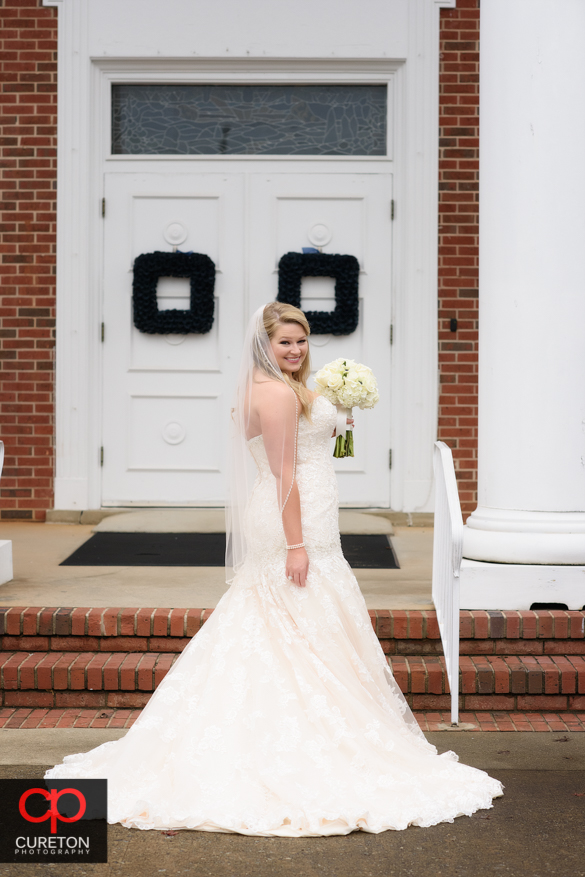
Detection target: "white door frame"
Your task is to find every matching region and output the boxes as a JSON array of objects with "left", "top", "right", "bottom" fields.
[{"left": 45, "top": 0, "right": 455, "bottom": 512}]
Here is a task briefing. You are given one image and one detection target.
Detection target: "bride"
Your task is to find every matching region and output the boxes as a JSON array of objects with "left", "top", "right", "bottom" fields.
[{"left": 46, "top": 301, "right": 503, "bottom": 835}]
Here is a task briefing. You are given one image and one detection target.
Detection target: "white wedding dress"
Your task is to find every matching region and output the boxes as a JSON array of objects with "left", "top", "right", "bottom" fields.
[{"left": 46, "top": 395, "right": 503, "bottom": 835}]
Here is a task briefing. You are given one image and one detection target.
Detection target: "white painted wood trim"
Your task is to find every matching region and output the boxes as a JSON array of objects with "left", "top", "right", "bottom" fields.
[
  {"left": 0, "top": 541, "right": 13, "bottom": 586},
  {"left": 44, "top": 0, "right": 96, "bottom": 509},
  {"left": 390, "top": 0, "right": 442, "bottom": 511},
  {"left": 432, "top": 442, "right": 462, "bottom": 724}
]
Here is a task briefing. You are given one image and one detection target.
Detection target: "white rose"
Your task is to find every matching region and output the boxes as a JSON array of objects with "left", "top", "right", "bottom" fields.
[
  {"left": 361, "top": 374, "right": 377, "bottom": 393},
  {"left": 327, "top": 373, "right": 343, "bottom": 391}
]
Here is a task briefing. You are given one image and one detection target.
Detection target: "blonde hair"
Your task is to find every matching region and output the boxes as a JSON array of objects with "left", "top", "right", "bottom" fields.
[{"left": 262, "top": 301, "right": 313, "bottom": 420}]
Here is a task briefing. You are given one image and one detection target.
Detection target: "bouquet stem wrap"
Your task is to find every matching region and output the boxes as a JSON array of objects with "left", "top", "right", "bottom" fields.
[{"left": 334, "top": 406, "right": 354, "bottom": 458}]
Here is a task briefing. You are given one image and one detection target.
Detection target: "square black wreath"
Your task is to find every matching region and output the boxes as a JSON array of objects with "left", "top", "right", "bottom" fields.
[
  {"left": 132, "top": 251, "right": 215, "bottom": 334},
  {"left": 277, "top": 252, "right": 360, "bottom": 335}
]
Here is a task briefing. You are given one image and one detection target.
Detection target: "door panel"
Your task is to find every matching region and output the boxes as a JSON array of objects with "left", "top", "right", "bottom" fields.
[
  {"left": 249, "top": 174, "right": 393, "bottom": 506},
  {"left": 102, "top": 173, "right": 244, "bottom": 505},
  {"left": 102, "top": 171, "right": 392, "bottom": 507}
]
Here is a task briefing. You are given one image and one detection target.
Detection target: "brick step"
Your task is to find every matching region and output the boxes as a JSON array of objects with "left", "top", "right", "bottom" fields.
[
  {"left": 1, "top": 608, "right": 584, "bottom": 656},
  {"left": 2, "top": 651, "right": 584, "bottom": 712},
  {"left": 0, "top": 651, "right": 175, "bottom": 709},
  {"left": 390, "top": 655, "right": 585, "bottom": 712}
]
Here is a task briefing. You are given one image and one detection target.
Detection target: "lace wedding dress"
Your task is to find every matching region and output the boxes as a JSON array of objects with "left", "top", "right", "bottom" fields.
[{"left": 46, "top": 395, "right": 503, "bottom": 835}]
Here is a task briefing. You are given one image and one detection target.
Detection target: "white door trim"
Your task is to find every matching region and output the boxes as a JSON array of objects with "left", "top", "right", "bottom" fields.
[{"left": 45, "top": 0, "right": 447, "bottom": 512}]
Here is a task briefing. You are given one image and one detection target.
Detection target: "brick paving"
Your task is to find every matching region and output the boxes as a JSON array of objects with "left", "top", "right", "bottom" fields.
[
  {"left": 1, "top": 706, "right": 584, "bottom": 732},
  {"left": 0, "top": 706, "right": 142, "bottom": 729},
  {"left": 417, "top": 710, "right": 585, "bottom": 732}
]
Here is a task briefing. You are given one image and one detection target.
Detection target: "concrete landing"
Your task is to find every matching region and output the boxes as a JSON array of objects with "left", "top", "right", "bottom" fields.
[
  {"left": 94, "top": 508, "right": 227, "bottom": 533},
  {"left": 0, "top": 521, "right": 433, "bottom": 609},
  {"left": 92, "top": 508, "right": 394, "bottom": 535}
]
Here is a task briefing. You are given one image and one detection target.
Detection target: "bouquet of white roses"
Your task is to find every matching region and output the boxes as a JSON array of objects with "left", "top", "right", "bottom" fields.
[{"left": 314, "top": 358, "right": 379, "bottom": 457}]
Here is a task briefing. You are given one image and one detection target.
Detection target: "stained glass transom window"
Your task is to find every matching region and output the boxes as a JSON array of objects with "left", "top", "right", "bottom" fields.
[{"left": 111, "top": 84, "right": 387, "bottom": 156}]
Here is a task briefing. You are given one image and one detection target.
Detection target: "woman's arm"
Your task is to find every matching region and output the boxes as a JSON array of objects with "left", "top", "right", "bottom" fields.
[{"left": 256, "top": 382, "right": 309, "bottom": 588}]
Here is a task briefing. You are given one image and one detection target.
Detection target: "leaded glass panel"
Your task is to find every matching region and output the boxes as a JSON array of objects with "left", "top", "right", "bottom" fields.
[{"left": 111, "top": 84, "right": 387, "bottom": 156}]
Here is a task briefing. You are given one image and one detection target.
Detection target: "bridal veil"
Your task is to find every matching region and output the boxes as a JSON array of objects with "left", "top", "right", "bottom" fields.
[{"left": 225, "top": 303, "right": 301, "bottom": 581}]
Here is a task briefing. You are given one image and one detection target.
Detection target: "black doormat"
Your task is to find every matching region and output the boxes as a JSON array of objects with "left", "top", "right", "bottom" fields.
[
  {"left": 339, "top": 534, "right": 399, "bottom": 569},
  {"left": 60, "top": 533, "right": 399, "bottom": 569}
]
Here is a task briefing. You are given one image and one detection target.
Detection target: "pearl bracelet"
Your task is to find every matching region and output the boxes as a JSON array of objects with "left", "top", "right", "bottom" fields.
[{"left": 286, "top": 542, "right": 305, "bottom": 550}]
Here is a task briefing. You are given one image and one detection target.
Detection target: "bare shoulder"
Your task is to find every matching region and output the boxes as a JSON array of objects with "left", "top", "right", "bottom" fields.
[
  {"left": 254, "top": 379, "right": 294, "bottom": 401},
  {"left": 253, "top": 381, "right": 296, "bottom": 418}
]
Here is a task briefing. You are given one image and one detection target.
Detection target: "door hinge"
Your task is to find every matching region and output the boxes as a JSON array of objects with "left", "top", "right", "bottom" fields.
[
  {"left": 391, "top": 199, "right": 395, "bottom": 220},
  {"left": 100, "top": 446, "right": 104, "bottom": 467},
  {"left": 390, "top": 324, "right": 394, "bottom": 345},
  {"left": 101, "top": 322, "right": 105, "bottom": 342},
  {"left": 101, "top": 197, "right": 106, "bottom": 218},
  {"left": 389, "top": 449, "right": 393, "bottom": 469}
]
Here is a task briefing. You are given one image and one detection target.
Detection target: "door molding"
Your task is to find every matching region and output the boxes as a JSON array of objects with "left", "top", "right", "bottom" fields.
[{"left": 45, "top": 0, "right": 447, "bottom": 512}]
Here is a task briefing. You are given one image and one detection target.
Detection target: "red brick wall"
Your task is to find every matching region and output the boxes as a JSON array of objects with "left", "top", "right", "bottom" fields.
[
  {"left": 438, "top": 0, "right": 480, "bottom": 519},
  {"left": 0, "top": 0, "right": 57, "bottom": 522}
]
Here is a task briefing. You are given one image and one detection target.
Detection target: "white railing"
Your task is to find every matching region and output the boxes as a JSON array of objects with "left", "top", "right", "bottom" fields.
[{"left": 432, "top": 441, "right": 463, "bottom": 726}]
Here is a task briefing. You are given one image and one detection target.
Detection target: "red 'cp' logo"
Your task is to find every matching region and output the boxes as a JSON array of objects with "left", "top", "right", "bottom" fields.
[{"left": 19, "top": 788, "right": 86, "bottom": 834}]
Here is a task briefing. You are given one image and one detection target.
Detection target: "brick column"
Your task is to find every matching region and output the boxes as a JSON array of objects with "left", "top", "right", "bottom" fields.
[
  {"left": 0, "top": 1, "right": 57, "bottom": 522},
  {"left": 463, "top": 0, "right": 585, "bottom": 568},
  {"left": 438, "top": 1, "right": 480, "bottom": 520}
]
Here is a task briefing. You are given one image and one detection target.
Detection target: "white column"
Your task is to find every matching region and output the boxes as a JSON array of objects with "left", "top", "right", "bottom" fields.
[{"left": 463, "top": 0, "right": 585, "bottom": 567}]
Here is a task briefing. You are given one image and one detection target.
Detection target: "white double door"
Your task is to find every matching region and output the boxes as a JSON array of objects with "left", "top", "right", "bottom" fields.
[{"left": 101, "top": 170, "right": 393, "bottom": 507}]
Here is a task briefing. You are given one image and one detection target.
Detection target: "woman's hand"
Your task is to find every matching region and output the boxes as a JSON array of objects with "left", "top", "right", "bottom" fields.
[
  {"left": 332, "top": 415, "right": 355, "bottom": 438},
  {"left": 286, "top": 547, "right": 309, "bottom": 588}
]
